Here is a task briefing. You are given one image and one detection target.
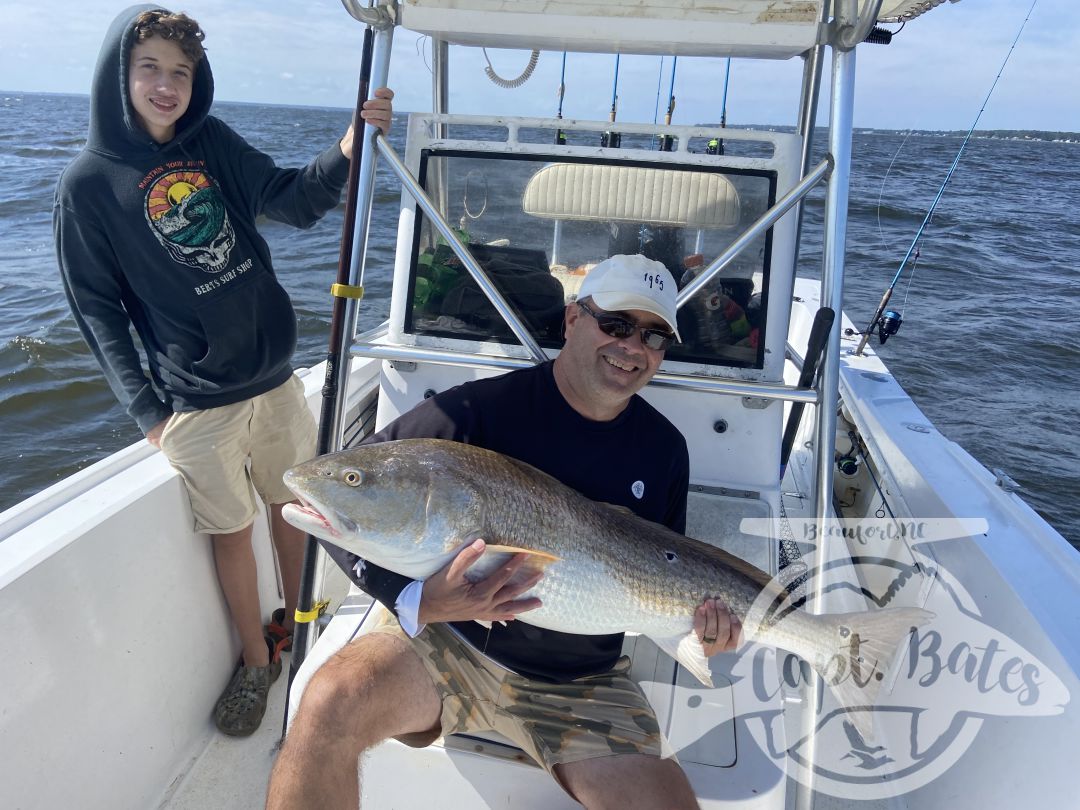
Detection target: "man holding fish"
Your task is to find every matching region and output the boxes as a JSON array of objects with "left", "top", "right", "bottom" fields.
[{"left": 268, "top": 254, "right": 739, "bottom": 809}]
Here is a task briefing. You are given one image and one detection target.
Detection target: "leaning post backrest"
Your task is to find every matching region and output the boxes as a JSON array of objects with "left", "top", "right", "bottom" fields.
[{"left": 522, "top": 163, "right": 741, "bottom": 228}]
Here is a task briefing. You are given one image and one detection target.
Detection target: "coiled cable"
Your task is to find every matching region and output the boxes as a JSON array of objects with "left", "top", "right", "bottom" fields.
[{"left": 483, "top": 48, "right": 540, "bottom": 89}]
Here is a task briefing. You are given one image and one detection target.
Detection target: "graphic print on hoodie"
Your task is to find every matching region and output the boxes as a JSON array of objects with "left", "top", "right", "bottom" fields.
[
  {"left": 144, "top": 167, "right": 236, "bottom": 274},
  {"left": 55, "top": 4, "right": 350, "bottom": 433}
]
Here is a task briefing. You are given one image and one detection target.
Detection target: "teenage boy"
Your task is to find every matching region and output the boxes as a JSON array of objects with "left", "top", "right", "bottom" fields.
[{"left": 55, "top": 5, "right": 393, "bottom": 736}]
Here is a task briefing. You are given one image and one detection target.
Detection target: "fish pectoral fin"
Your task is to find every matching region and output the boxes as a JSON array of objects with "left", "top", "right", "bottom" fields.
[
  {"left": 462, "top": 544, "right": 560, "bottom": 586},
  {"left": 651, "top": 632, "right": 715, "bottom": 688},
  {"left": 481, "top": 544, "right": 560, "bottom": 562},
  {"left": 481, "top": 544, "right": 561, "bottom": 575}
]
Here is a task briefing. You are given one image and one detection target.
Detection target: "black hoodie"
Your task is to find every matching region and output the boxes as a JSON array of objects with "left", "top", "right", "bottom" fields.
[{"left": 55, "top": 4, "right": 350, "bottom": 433}]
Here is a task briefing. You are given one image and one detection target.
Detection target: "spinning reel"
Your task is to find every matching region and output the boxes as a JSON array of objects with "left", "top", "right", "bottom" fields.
[{"left": 845, "top": 308, "right": 903, "bottom": 345}]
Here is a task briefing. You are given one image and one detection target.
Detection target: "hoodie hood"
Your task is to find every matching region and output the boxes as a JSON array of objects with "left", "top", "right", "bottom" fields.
[{"left": 87, "top": 4, "right": 214, "bottom": 157}]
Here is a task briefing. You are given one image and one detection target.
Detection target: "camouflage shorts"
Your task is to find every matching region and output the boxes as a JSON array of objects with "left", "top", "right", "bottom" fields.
[{"left": 370, "top": 614, "right": 672, "bottom": 774}]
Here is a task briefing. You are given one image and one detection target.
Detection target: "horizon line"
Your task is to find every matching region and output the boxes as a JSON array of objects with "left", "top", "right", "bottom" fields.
[{"left": 4, "top": 90, "right": 1078, "bottom": 138}]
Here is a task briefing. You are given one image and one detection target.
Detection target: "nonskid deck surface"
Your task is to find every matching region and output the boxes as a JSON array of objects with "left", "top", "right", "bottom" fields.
[{"left": 164, "top": 662, "right": 289, "bottom": 810}]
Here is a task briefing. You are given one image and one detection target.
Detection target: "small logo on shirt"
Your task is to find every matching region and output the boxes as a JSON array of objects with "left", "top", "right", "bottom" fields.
[{"left": 631, "top": 480, "right": 645, "bottom": 499}]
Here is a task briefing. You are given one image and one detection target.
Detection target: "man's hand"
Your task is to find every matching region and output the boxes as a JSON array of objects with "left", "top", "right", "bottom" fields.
[
  {"left": 695, "top": 598, "right": 741, "bottom": 657},
  {"left": 417, "top": 539, "right": 543, "bottom": 625},
  {"left": 340, "top": 87, "right": 395, "bottom": 157},
  {"left": 145, "top": 417, "right": 170, "bottom": 449}
]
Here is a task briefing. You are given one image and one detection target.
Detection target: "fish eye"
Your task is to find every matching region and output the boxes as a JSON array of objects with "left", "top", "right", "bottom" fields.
[{"left": 342, "top": 468, "right": 363, "bottom": 487}]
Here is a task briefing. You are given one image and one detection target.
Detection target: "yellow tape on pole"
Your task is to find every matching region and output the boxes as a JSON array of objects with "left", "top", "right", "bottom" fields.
[
  {"left": 294, "top": 600, "right": 330, "bottom": 624},
  {"left": 330, "top": 283, "right": 365, "bottom": 300}
]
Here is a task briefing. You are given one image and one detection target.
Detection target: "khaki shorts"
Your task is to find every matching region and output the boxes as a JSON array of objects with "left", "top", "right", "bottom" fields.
[
  {"left": 370, "top": 615, "right": 672, "bottom": 776},
  {"left": 160, "top": 375, "right": 317, "bottom": 534}
]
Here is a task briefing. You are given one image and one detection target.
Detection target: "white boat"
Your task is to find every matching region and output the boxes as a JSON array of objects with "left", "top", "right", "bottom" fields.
[{"left": 3, "top": 1, "right": 1077, "bottom": 808}]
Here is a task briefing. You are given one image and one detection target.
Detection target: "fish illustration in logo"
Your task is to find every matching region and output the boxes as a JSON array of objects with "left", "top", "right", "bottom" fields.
[{"left": 144, "top": 169, "right": 235, "bottom": 273}]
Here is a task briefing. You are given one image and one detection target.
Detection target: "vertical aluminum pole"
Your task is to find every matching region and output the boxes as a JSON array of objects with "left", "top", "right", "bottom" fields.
[
  {"left": 432, "top": 37, "right": 450, "bottom": 221},
  {"left": 793, "top": 40, "right": 857, "bottom": 810},
  {"left": 326, "top": 23, "right": 395, "bottom": 452},
  {"left": 283, "top": 6, "right": 393, "bottom": 735},
  {"left": 817, "top": 16, "right": 857, "bottom": 536},
  {"left": 797, "top": 4, "right": 880, "bottom": 793},
  {"left": 433, "top": 38, "right": 449, "bottom": 123},
  {"left": 791, "top": 11, "right": 828, "bottom": 266}
]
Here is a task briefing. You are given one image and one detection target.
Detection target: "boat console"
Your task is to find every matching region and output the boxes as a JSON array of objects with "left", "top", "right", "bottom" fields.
[{"left": 288, "top": 111, "right": 820, "bottom": 805}]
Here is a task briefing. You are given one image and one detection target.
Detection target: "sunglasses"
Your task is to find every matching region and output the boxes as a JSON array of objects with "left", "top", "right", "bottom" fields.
[{"left": 577, "top": 300, "right": 676, "bottom": 351}]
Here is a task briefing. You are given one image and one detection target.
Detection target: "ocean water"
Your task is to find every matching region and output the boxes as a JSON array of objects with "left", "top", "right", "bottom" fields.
[{"left": 1, "top": 92, "right": 1077, "bottom": 550}]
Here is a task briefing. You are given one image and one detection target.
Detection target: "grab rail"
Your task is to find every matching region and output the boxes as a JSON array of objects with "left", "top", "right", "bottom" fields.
[
  {"left": 375, "top": 134, "right": 549, "bottom": 364},
  {"left": 349, "top": 339, "right": 818, "bottom": 404},
  {"left": 676, "top": 157, "right": 831, "bottom": 309}
]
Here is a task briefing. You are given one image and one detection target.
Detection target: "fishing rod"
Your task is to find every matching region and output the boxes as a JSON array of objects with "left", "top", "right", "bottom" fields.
[
  {"left": 854, "top": 0, "right": 1039, "bottom": 356},
  {"left": 720, "top": 58, "right": 731, "bottom": 129},
  {"left": 708, "top": 58, "right": 733, "bottom": 156},
  {"left": 659, "top": 56, "right": 678, "bottom": 152},
  {"left": 601, "top": 54, "right": 621, "bottom": 148},
  {"left": 652, "top": 56, "right": 665, "bottom": 129},
  {"left": 554, "top": 52, "right": 567, "bottom": 145},
  {"left": 282, "top": 20, "right": 375, "bottom": 737}
]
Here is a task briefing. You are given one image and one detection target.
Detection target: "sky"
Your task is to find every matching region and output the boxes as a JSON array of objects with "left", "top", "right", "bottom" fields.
[{"left": 1, "top": 0, "right": 1076, "bottom": 132}]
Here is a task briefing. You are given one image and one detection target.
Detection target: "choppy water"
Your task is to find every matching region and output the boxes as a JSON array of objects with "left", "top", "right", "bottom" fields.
[{"left": 1, "top": 92, "right": 1077, "bottom": 550}]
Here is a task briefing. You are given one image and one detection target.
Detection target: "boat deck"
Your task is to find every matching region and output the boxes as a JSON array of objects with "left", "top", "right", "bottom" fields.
[
  {"left": 164, "top": 555, "right": 363, "bottom": 809},
  {"left": 164, "top": 657, "right": 288, "bottom": 809},
  {"left": 157, "top": 476, "right": 792, "bottom": 809}
]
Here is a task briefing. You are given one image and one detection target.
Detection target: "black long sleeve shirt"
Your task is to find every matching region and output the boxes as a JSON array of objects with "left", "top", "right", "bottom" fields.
[{"left": 323, "top": 361, "right": 689, "bottom": 682}]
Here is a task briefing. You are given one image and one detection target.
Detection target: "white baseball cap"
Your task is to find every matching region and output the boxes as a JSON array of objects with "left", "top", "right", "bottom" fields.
[{"left": 576, "top": 254, "right": 682, "bottom": 341}]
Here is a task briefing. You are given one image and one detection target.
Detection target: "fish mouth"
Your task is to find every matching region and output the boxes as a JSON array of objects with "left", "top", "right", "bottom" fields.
[{"left": 282, "top": 498, "right": 339, "bottom": 539}]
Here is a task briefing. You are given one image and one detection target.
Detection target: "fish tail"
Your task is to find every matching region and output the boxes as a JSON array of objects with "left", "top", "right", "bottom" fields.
[{"left": 807, "top": 607, "right": 934, "bottom": 738}]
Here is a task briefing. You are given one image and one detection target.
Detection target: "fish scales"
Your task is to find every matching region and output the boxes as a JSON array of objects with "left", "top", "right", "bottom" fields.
[
  {"left": 427, "top": 442, "right": 764, "bottom": 635},
  {"left": 283, "top": 438, "right": 933, "bottom": 733}
]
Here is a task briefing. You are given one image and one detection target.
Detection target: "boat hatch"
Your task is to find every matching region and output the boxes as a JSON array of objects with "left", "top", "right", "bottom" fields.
[{"left": 625, "top": 633, "right": 739, "bottom": 769}]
